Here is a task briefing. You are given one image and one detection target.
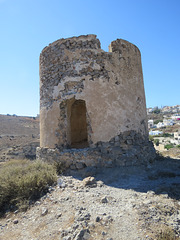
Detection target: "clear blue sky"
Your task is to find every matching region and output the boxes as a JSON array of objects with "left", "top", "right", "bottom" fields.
[{"left": 0, "top": 0, "right": 179, "bottom": 116}]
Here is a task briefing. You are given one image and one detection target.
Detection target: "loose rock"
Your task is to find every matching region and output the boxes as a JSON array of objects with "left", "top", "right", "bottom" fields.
[
  {"left": 101, "top": 196, "right": 108, "bottom": 203},
  {"left": 13, "top": 219, "right": 18, "bottom": 224},
  {"left": 82, "top": 176, "right": 97, "bottom": 187},
  {"left": 41, "top": 207, "right": 48, "bottom": 216}
]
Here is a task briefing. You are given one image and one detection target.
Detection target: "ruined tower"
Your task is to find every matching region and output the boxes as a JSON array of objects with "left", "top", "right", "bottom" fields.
[{"left": 37, "top": 34, "right": 155, "bottom": 168}]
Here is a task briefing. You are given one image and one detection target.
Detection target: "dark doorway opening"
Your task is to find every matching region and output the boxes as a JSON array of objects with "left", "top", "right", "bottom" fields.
[{"left": 70, "top": 100, "right": 88, "bottom": 148}]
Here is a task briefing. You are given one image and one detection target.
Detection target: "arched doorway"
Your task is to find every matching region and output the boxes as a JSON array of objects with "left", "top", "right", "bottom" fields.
[{"left": 70, "top": 100, "right": 88, "bottom": 148}]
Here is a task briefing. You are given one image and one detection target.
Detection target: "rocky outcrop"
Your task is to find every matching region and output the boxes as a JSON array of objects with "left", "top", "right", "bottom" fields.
[{"left": 3, "top": 142, "right": 39, "bottom": 160}]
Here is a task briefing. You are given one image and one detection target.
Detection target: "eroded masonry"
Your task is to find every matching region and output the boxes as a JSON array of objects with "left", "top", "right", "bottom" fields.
[{"left": 36, "top": 34, "right": 156, "bottom": 169}]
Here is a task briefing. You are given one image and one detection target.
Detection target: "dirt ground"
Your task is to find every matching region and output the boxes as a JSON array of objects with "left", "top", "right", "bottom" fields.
[{"left": 0, "top": 157, "right": 180, "bottom": 240}]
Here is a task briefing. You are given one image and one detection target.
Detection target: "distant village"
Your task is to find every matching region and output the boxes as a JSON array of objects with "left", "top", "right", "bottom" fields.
[{"left": 147, "top": 105, "right": 180, "bottom": 151}]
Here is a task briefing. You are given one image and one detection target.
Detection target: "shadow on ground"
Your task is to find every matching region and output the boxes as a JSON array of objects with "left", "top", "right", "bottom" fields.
[{"left": 66, "top": 156, "right": 180, "bottom": 200}]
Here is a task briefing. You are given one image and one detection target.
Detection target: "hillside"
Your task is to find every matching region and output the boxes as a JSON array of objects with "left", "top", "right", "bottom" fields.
[
  {"left": 0, "top": 114, "right": 180, "bottom": 239},
  {"left": 0, "top": 114, "right": 40, "bottom": 161}
]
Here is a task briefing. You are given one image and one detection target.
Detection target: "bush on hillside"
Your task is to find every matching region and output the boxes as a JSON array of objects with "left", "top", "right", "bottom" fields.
[
  {"left": 153, "top": 109, "right": 161, "bottom": 114},
  {"left": 0, "top": 160, "right": 57, "bottom": 213},
  {"left": 149, "top": 135, "right": 154, "bottom": 141},
  {"left": 154, "top": 139, "right": 160, "bottom": 146},
  {"left": 164, "top": 144, "right": 174, "bottom": 150},
  {"left": 161, "top": 133, "right": 173, "bottom": 138},
  {"left": 154, "top": 119, "right": 163, "bottom": 125}
]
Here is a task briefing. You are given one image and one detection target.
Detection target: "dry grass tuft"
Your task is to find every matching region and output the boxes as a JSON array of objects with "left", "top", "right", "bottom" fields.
[
  {"left": 157, "top": 227, "right": 178, "bottom": 240},
  {"left": 0, "top": 159, "right": 57, "bottom": 213}
]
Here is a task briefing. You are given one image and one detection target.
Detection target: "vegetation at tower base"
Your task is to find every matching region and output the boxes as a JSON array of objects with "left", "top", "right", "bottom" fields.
[{"left": 0, "top": 160, "right": 57, "bottom": 213}]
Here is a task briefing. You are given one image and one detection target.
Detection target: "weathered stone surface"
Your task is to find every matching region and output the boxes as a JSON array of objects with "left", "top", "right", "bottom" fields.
[
  {"left": 36, "top": 129, "right": 156, "bottom": 169},
  {"left": 41, "top": 207, "right": 48, "bottom": 216},
  {"left": 82, "top": 177, "right": 97, "bottom": 187},
  {"left": 13, "top": 219, "right": 19, "bottom": 224},
  {"left": 101, "top": 196, "right": 108, "bottom": 203},
  {"left": 38, "top": 34, "right": 156, "bottom": 167},
  {"left": 6, "top": 142, "right": 39, "bottom": 160}
]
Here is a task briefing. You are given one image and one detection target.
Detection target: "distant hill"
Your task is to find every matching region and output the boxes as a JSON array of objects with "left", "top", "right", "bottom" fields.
[
  {"left": 0, "top": 114, "right": 39, "bottom": 136},
  {"left": 0, "top": 114, "right": 40, "bottom": 161}
]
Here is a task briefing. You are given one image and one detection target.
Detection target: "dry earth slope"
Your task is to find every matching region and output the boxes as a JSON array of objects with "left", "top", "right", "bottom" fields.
[{"left": 0, "top": 114, "right": 39, "bottom": 161}]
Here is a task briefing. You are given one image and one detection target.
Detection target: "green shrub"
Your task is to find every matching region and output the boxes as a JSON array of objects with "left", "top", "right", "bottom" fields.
[
  {"left": 154, "top": 119, "right": 163, "bottom": 124},
  {"left": 53, "top": 161, "right": 66, "bottom": 175},
  {"left": 153, "top": 109, "right": 161, "bottom": 114},
  {"left": 154, "top": 139, "right": 160, "bottom": 146},
  {"left": 0, "top": 160, "right": 57, "bottom": 213},
  {"left": 176, "top": 145, "right": 180, "bottom": 148},
  {"left": 161, "top": 133, "right": 173, "bottom": 138},
  {"left": 164, "top": 144, "right": 174, "bottom": 150},
  {"left": 149, "top": 135, "right": 154, "bottom": 141}
]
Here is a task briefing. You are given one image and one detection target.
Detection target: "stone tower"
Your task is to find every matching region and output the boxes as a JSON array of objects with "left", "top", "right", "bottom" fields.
[{"left": 37, "top": 34, "right": 155, "bottom": 168}]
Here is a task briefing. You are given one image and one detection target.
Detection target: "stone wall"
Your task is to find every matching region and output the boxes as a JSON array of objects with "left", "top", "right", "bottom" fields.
[
  {"left": 36, "top": 130, "right": 156, "bottom": 169},
  {"left": 37, "top": 34, "right": 156, "bottom": 168}
]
